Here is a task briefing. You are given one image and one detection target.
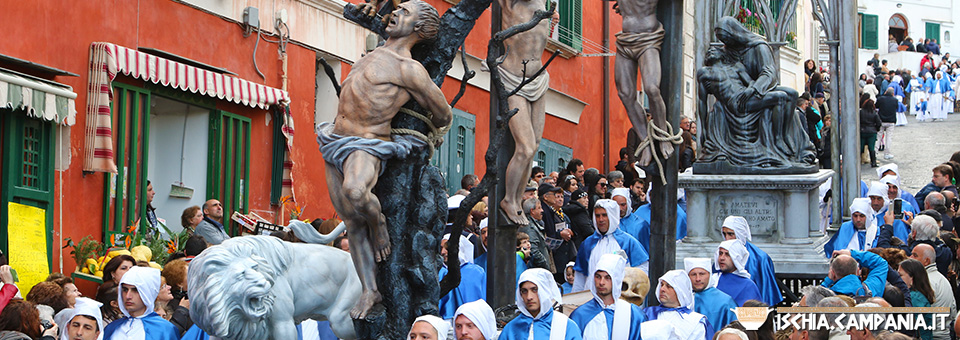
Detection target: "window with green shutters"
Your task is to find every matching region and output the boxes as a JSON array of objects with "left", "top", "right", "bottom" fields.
[
  {"left": 926, "top": 22, "right": 941, "bottom": 43},
  {"left": 206, "top": 111, "right": 251, "bottom": 236},
  {"left": 536, "top": 139, "right": 573, "bottom": 174},
  {"left": 557, "top": 0, "right": 582, "bottom": 51},
  {"left": 860, "top": 13, "right": 879, "bottom": 50},
  {"left": 101, "top": 84, "right": 151, "bottom": 234}
]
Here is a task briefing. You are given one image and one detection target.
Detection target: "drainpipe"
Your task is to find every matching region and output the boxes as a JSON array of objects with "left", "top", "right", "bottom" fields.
[{"left": 602, "top": 0, "right": 610, "bottom": 173}]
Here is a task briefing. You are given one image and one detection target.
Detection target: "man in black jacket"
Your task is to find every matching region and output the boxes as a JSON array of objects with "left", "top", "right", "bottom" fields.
[
  {"left": 875, "top": 88, "right": 899, "bottom": 160},
  {"left": 539, "top": 184, "right": 576, "bottom": 283}
]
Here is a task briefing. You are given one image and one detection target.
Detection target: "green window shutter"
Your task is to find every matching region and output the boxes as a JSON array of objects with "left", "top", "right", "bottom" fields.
[
  {"left": 206, "top": 111, "right": 251, "bottom": 236},
  {"left": 926, "top": 22, "right": 941, "bottom": 43},
  {"left": 437, "top": 109, "right": 475, "bottom": 195},
  {"left": 861, "top": 14, "right": 879, "bottom": 50},
  {"left": 558, "top": 0, "right": 582, "bottom": 51},
  {"left": 101, "top": 84, "right": 151, "bottom": 234},
  {"left": 269, "top": 107, "right": 286, "bottom": 205},
  {"left": 536, "top": 139, "right": 573, "bottom": 174}
]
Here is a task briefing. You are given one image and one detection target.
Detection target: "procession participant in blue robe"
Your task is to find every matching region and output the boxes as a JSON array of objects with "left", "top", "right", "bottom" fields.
[
  {"left": 572, "top": 200, "right": 648, "bottom": 292},
  {"left": 409, "top": 315, "right": 450, "bottom": 340},
  {"left": 718, "top": 216, "right": 782, "bottom": 306},
  {"left": 867, "top": 181, "right": 911, "bottom": 242},
  {"left": 630, "top": 203, "right": 687, "bottom": 254},
  {"left": 684, "top": 258, "right": 737, "bottom": 331},
  {"left": 61, "top": 297, "right": 104, "bottom": 340},
  {"left": 610, "top": 188, "right": 642, "bottom": 243},
  {"left": 501, "top": 269, "right": 582, "bottom": 340},
  {"left": 569, "top": 254, "right": 644, "bottom": 340},
  {"left": 454, "top": 300, "right": 497, "bottom": 340},
  {"left": 474, "top": 218, "right": 527, "bottom": 283},
  {"left": 103, "top": 267, "right": 179, "bottom": 340},
  {"left": 641, "top": 269, "right": 712, "bottom": 340},
  {"left": 439, "top": 234, "right": 486, "bottom": 320},
  {"left": 879, "top": 174, "right": 918, "bottom": 216},
  {"left": 824, "top": 198, "right": 879, "bottom": 256},
  {"left": 561, "top": 262, "right": 575, "bottom": 295},
  {"left": 877, "top": 164, "right": 920, "bottom": 211},
  {"left": 711, "top": 240, "right": 762, "bottom": 306}
]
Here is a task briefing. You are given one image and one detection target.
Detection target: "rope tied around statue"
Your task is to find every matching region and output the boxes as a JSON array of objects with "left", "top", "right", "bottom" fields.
[
  {"left": 392, "top": 106, "right": 451, "bottom": 157},
  {"left": 634, "top": 120, "right": 683, "bottom": 183}
]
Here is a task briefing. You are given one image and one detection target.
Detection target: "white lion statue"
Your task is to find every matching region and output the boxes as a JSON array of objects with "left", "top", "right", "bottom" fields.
[{"left": 188, "top": 221, "right": 359, "bottom": 340}]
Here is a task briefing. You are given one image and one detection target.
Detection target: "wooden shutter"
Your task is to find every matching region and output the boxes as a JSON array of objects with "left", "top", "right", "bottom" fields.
[
  {"left": 926, "top": 22, "right": 941, "bottom": 43},
  {"left": 861, "top": 14, "right": 879, "bottom": 50}
]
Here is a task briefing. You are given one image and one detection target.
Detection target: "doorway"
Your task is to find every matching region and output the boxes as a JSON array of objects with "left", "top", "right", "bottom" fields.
[{"left": 888, "top": 14, "right": 908, "bottom": 45}]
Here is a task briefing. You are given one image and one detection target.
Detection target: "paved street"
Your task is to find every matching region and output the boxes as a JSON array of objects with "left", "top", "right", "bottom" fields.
[{"left": 859, "top": 113, "right": 960, "bottom": 193}]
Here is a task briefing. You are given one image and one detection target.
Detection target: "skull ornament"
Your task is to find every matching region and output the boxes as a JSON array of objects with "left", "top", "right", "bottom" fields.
[{"left": 620, "top": 267, "right": 649, "bottom": 306}]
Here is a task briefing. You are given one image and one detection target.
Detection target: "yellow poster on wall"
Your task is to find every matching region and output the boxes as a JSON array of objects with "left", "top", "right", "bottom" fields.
[{"left": 7, "top": 202, "right": 48, "bottom": 295}]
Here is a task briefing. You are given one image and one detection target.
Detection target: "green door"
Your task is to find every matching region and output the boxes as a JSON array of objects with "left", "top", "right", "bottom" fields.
[
  {"left": 926, "top": 22, "right": 941, "bottom": 43},
  {"left": 101, "top": 84, "right": 151, "bottom": 235},
  {"left": 0, "top": 112, "right": 55, "bottom": 269},
  {"left": 206, "top": 111, "right": 251, "bottom": 236},
  {"left": 431, "top": 109, "right": 476, "bottom": 195}
]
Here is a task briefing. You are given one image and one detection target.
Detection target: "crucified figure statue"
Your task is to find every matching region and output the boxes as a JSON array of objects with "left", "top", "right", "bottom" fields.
[
  {"left": 316, "top": 0, "right": 451, "bottom": 319},
  {"left": 496, "top": 0, "right": 552, "bottom": 226},
  {"left": 614, "top": 0, "right": 672, "bottom": 166}
]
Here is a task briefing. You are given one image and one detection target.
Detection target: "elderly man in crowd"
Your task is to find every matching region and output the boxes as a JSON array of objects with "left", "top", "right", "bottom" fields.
[
  {"left": 821, "top": 249, "right": 887, "bottom": 298},
  {"left": 685, "top": 258, "right": 738, "bottom": 331},
  {"left": 640, "top": 270, "right": 712, "bottom": 340},
  {"left": 195, "top": 199, "right": 228, "bottom": 245},
  {"left": 454, "top": 300, "right": 497, "bottom": 340},
  {"left": 500, "top": 268, "right": 582, "bottom": 340},
  {"left": 713, "top": 240, "right": 762, "bottom": 306},
  {"left": 911, "top": 240, "right": 958, "bottom": 340},
  {"left": 521, "top": 197, "right": 554, "bottom": 271},
  {"left": 540, "top": 183, "right": 577, "bottom": 283},
  {"left": 570, "top": 254, "right": 644, "bottom": 340},
  {"left": 718, "top": 216, "right": 781, "bottom": 306},
  {"left": 924, "top": 192, "right": 955, "bottom": 231},
  {"left": 571, "top": 199, "right": 648, "bottom": 292},
  {"left": 879, "top": 208, "right": 953, "bottom": 278},
  {"left": 797, "top": 285, "right": 836, "bottom": 307}
]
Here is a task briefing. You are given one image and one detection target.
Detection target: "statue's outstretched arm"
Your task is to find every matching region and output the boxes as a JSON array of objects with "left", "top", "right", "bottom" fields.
[{"left": 399, "top": 60, "right": 453, "bottom": 129}]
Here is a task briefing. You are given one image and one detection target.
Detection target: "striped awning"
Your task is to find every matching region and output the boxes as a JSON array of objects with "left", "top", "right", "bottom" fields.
[
  {"left": 83, "top": 42, "right": 292, "bottom": 173},
  {"left": 0, "top": 68, "right": 77, "bottom": 125}
]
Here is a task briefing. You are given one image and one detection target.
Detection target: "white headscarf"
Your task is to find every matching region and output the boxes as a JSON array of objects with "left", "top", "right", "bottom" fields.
[
  {"left": 586, "top": 199, "right": 624, "bottom": 293},
  {"left": 655, "top": 269, "right": 694, "bottom": 310},
  {"left": 866, "top": 181, "right": 889, "bottom": 213},
  {"left": 847, "top": 197, "right": 879, "bottom": 251},
  {"left": 479, "top": 218, "right": 488, "bottom": 231},
  {"left": 720, "top": 216, "right": 751, "bottom": 246},
  {"left": 590, "top": 253, "right": 627, "bottom": 306},
  {"left": 610, "top": 188, "right": 632, "bottom": 217},
  {"left": 412, "top": 315, "right": 450, "bottom": 340},
  {"left": 458, "top": 235, "right": 474, "bottom": 266},
  {"left": 60, "top": 297, "right": 104, "bottom": 340},
  {"left": 880, "top": 175, "right": 902, "bottom": 200},
  {"left": 117, "top": 266, "right": 161, "bottom": 318},
  {"left": 454, "top": 300, "right": 497, "bottom": 340},
  {"left": 516, "top": 268, "right": 563, "bottom": 320},
  {"left": 876, "top": 163, "right": 899, "bottom": 179},
  {"left": 713, "top": 239, "right": 750, "bottom": 279}
]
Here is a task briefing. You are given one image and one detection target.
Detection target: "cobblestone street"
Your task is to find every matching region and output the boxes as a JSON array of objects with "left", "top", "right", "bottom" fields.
[{"left": 860, "top": 113, "right": 960, "bottom": 193}]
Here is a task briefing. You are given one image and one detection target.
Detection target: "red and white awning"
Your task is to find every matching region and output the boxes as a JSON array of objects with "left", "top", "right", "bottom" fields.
[{"left": 83, "top": 42, "right": 291, "bottom": 173}]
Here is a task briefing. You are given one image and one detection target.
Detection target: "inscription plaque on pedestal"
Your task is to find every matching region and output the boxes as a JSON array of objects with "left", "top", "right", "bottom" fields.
[{"left": 709, "top": 191, "right": 782, "bottom": 242}]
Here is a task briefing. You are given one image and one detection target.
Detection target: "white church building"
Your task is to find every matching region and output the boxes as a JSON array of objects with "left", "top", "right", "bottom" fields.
[{"left": 856, "top": 0, "right": 958, "bottom": 76}]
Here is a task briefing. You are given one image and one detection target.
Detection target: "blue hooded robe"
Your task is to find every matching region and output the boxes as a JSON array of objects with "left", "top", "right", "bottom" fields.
[
  {"left": 502, "top": 269, "right": 583, "bottom": 340},
  {"left": 570, "top": 300, "right": 645, "bottom": 340},
  {"left": 712, "top": 240, "right": 762, "bottom": 306},
  {"left": 475, "top": 252, "right": 527, "bottom": 284},
  {"left": 694, "top": 288, "right": 739, "bottom": 330},
  {"left": 103, "top": 312, "right": 180, "bottom": 340},
  {"left": 720, "top": 216, "right": 783, "bottom": 306},
  {"left": 569, "top": 254, "right": 644, "bottom": 340},
  {"left": 438, "top": 263, "right": 486, "bottom": 319},
  {"left": 628, "top": 203, "right": 687, "bottom": 254}
]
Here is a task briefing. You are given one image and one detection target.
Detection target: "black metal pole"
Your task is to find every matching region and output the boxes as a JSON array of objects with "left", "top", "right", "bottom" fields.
[
  {"left": 645, "top": 0, "right": 682, "bottom": 305},
  {"left": 602, "top": 0, "right": 610, "bottom": 173}
]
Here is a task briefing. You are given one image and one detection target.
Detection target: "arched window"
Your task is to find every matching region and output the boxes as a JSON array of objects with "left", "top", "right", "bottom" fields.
[
  {"left": 888, "top": 14, "right": 906, "bottom": 29},
  {"left": 887, "top": 14, "right": 908, "bottom": 44}
]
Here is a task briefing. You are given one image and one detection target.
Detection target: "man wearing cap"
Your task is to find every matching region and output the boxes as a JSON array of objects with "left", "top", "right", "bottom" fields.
[
  {"left": 570, "top": 254, "right": 644, "bottom": 340},
  {"left": 640, "top": 270, "right": 711, "bottom": 340},
  {"left": 409, "top": 314, "right": 449, "bottom": 340},
  {"left": 824, "top": 198, "right": 881, "bottom": 255},
  {"left": 103, "top": 267, "right": 178, "bottom": 340},
  {"left": 876, "top": 164, "right": 920, "bottom": 210},
  {"left": 521, "top": 197, "right": 554, "bottom": 272},
  {"left": 718, "top": 216, "right": 782, "bottom": 306},
  {"left": 501, "top": 268, "right": 582, "bottom": 340},
  {"left": 713, "top": 240, "right": 762, "bottom": 306},
  {"left": 540, "top": 184, "right": 576, "bottom": 283},
  {"left": 439, "top": 235, "right": 487, "bottom": 320},
  {"left": 571, "top": 199, "right": 648, "bottom": 292},
  {"left": 474, "top": 218, "right": 528, "bottom": 283},
  {"left": 63, "top": 297, "right": 104, "bottom": 340},
  {"left": 684, "top": 258, "right": 737, "bottom": 331},
  {"left": 610, "top": 188, "right": 642, "bottom": 245},
  {"left": 454, "top": 300, "right": 497, "bottom": 340},
  {"left": 866, "top": 181, "right": 912, "bottom": 243}
]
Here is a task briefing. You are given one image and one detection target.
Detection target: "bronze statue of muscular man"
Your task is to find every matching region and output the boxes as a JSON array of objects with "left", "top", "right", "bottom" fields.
[
  {"left": 496, "top": 0, "right": 553, "bottom": 226},
  {"left": 316, "top": 0, "right": 451, "bottom": 319},
  {"left": 614, "top": 0, "right": 672, "bottom": 166}
]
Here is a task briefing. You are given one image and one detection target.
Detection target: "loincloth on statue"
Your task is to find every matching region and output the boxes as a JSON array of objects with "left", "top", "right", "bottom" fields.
[
  {"left": 499, "top": 66, "right": 550, "bottom": 102},
  {"left": 316, "top": 121, "right": 427, "bottom": 176},
  {"left": 615, "top": 25, "right": 665, "bottom": 61}
]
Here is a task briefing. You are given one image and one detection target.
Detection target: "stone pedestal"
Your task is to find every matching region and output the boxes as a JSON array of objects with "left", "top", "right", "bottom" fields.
[{"left": 676, "top": 170, "right": 833, "bottom": 274}]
